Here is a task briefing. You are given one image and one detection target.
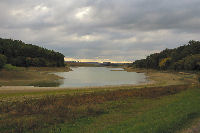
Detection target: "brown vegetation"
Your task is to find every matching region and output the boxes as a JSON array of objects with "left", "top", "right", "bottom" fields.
[
  {"left": 26, "top": 67, "right": 72, "bottom": 72},
  {"left": 0, "top": 67, "right": 71, "bottom": 86},
  {"left": 0, "top": 85, "right": 188, "bottom": 133},
  {"left": 124, "top": 67, "right": 198, "bottom": 86}
]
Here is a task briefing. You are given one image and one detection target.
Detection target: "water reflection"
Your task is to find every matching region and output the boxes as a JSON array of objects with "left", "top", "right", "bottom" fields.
[{"left": 53, "top": 67, "right": 147, "bottom": 87}]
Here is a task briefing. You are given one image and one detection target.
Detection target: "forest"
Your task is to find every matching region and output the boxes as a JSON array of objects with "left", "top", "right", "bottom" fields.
[
  {"left": 0, "top": 38, "right": 65, "bottom": 68},
  {"left": 133, "top": 40, "right": 200, "bottom": 71}
]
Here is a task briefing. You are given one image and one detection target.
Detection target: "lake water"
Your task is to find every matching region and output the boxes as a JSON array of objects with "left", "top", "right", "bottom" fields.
[{"left": 53, "top": 67, "right": 147, "bottom": 87}]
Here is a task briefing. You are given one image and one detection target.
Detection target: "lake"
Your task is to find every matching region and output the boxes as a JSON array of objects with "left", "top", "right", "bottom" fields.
[{"left": 53, "top": 67, "right": 148, "bottom": 87}]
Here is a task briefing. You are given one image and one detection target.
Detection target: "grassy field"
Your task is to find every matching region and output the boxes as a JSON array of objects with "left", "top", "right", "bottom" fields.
[
  {"left": 52, "top": 86, "right": 200, "bottom": 133},
  {"left": 0, "top": 85, "right": 200, "bottom": 133},
  {"left": 0, "top": 67, "right": 199, "bottom": 133}
]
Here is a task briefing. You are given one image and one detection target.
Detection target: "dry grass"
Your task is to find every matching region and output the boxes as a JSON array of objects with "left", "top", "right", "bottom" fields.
[
  {"left": 26, "top": 67, "right": 72, "bottom": 72},
  {"left": 0, "top": 85, "right": 188, "bottom": 133},
  {"left": 124, "top": 67, "right": 198, "bottom": 86},
  {"left": 0, "top": 67, "right": 71, "bottom": 86}
]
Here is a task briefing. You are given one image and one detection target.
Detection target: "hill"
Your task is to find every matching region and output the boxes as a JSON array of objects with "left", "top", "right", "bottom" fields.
[
  {"left": 133, "top": 40, "right": 200, "bottom": 71},
  {"left": 0, "top": 38, "right": 65, "bottom": 67}
]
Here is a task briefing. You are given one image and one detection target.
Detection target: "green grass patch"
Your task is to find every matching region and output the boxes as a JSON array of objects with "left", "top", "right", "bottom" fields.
[
  {"left": 49, "top": 88, "right": 200, "bottom": 133},
  {"left": 3, "top": 64, "right": 24, "bottom": 71}
]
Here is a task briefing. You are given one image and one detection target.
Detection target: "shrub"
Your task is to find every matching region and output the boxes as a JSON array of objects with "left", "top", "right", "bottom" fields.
[{"left": 3, "top": 64, "right": 18, "bottom": 71}]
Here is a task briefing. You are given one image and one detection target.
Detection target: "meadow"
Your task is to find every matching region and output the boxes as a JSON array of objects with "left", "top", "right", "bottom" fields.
[{"left": 0, "top": 84, "right": 200, "bottom": 133}]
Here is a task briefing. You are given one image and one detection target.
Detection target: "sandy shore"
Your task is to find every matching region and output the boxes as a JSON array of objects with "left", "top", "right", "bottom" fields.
[{"left": 0, "top": 82, "right": 150, "bottom": 92}]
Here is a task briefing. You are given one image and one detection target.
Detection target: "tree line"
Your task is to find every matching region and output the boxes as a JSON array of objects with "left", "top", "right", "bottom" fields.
[
  {"left": 133, "top": 40, "right": 200, "bottom": 71},
  {"left": 0, "top": 38, "right": 65, "bottom": 68}
]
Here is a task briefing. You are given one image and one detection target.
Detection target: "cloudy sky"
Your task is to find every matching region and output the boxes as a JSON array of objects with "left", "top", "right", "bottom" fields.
[{"left": 0, "top": 0, "right": 200, "bottom": 62}]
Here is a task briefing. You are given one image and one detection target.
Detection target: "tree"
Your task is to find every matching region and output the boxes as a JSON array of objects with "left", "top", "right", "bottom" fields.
[
  {"left": 159, "top": 57, "right": 171, "bottom": 70},
  {"left": 0, "top": 38, "right": 65, "bottom": 67},
  {"left": 133, "top": 40, "right": 200, "bottom": 71},
  {"left": 0, "top": 54, "right": 7, "bottom": 68}
]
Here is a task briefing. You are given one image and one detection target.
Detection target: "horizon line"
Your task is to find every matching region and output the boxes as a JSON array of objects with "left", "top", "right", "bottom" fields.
[{"left": 64, "top": 57, "right": 133, "bottom": 63}]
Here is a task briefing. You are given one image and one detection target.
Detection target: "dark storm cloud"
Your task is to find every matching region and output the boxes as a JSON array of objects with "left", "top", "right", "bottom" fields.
[{"left": 0, "top": 0, "right": 200, "bottom": 62}]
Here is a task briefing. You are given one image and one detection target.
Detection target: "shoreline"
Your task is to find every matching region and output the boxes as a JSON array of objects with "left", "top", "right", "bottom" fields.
[{"left": 0, "top": 68, "right": 197, "bottom": 93}]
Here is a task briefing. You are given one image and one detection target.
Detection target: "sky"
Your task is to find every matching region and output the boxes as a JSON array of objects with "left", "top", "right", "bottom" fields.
[{"left": 0, "top": 0, "right": 200, "bottom": 63}]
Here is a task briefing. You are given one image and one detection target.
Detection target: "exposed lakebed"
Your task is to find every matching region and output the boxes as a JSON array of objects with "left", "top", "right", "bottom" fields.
[{"left": 53, "top": 67, "right": 148, "bottom": 87}]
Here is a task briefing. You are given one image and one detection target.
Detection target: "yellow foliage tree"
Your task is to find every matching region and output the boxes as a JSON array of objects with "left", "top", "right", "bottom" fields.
[{"left": 159, "top": 57, "right": 171, "bottom": 69}]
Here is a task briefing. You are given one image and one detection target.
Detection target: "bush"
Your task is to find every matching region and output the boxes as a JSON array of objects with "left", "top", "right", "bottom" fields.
[
  {"left": 0, "top": 54, "right": 7, "bottom": 68},
  {"left": 3, "top": 64, "right": 19, "bottom": 71}
]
